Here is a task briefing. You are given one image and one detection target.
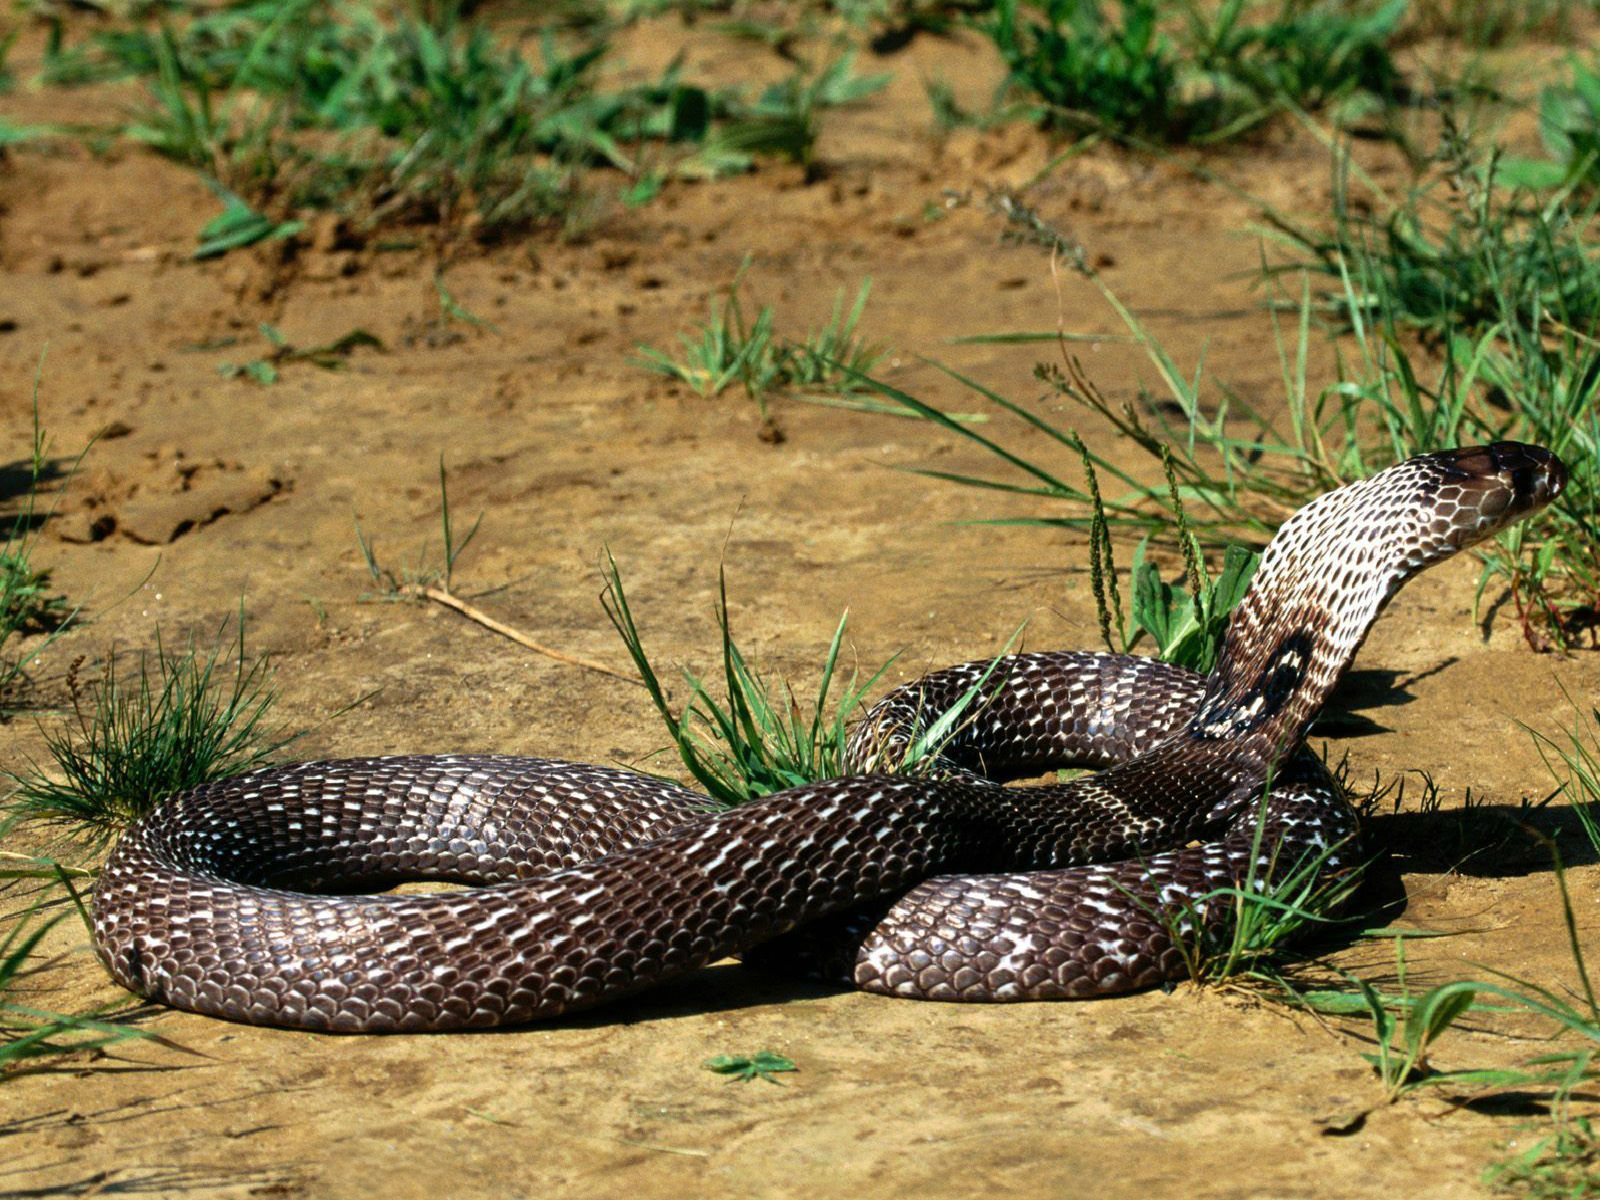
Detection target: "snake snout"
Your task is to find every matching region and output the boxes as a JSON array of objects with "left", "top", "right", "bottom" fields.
[
  {"left": 1427, "top": 442, "right": 1566, "bottom": 549},
  {"left": 1476, "top": 441, "right": 1566, "bottom": 516}
]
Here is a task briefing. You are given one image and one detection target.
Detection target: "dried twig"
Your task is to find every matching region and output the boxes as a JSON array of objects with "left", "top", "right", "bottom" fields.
[{"left": 413, "top": 585, "right": 641, "bottom": 687}]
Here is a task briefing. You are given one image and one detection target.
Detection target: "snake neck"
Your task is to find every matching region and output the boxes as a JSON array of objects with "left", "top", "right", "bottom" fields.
[
  {"left": 1180, "top": 442, "right": 1565, "bottom": 769},
  {"left": 1182, "top": 479, "right": 1405, "bottom": 768}
]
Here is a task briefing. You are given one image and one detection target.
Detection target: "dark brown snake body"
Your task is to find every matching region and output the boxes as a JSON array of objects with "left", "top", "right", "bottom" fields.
[{"left": 90, "top": 444, "right": 1565, "bottom": 1032}]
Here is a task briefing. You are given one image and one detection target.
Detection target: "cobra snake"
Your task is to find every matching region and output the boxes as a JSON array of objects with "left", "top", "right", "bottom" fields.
[{"left": 90, "top": 443, "right": 1565, "bottom": 1032}]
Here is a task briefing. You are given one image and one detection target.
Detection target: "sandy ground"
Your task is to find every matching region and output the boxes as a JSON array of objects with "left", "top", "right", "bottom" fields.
[{"left": 2, "top": 10, "right": 1599, "bottom": 1198}]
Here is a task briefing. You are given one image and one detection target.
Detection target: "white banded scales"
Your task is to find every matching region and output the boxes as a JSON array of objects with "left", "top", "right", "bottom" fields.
[{"left": 90, "top": 444, "right": 1565, "bottom": 1031}]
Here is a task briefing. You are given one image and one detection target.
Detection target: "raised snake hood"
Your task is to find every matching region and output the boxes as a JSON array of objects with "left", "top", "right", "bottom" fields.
[{"left": 1195, "top": 441, "right": 1568, "bottom": 761}]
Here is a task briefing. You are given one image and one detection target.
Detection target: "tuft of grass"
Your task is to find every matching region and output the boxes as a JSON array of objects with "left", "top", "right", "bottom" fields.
[
  {"left": 355, "top": 456, "right": 483, "bottom": 601},
  {"left": 1163, "top": 839, "right": 1365, "bottom": 995},
  {"left": 1362, "top": 864, "right": 1600, "bottom": 1105},
  {"left": 44, "top": 5, "right": 580, "bottom": 231},
  {"left": 695, "top": 54, "right": 891, "bottom": 177},
  {"left": 0, "top": 880, "right": 156, "bottom": 1080},
  {"left": 1325, "top": 931, "right": 1521, "bottom": 1103},
  {"left": 633, "top": 260, "right": 889, "bottom": 418},
  {"left": 0, "top": 532, "right": 67, "bottom": 706},
  {"left": 192, "top": 178, "right": 305, "bottom": 259},
  {"left": 109, "top": 3, "right": 602, "bottom": 235},
  {"left": 982, "top": 0, "right": 1405, "bottom": 143},
  {"left": 1181, "top": 0, "right": 1406, "bottom": 133},
  {"left": 601, "top": 550, "right": 1014, "bottom": 804},
  {"left": 782, "top": 279, "right": 891, "bottom": 398},
  {"left": 1283, "top": 842, "right": 1600, "bottom": 1130},
  {"left": 1137, "top": 746, "right": 1600, "bottom": 1132},
  {"left": 1269, "top": 133, "right": 1600, "bottom": 342},
  {"left": 633, "top": 258, "right": 785, "bottom": 407},
  {"left": 1487, "top": 1118, "right": 1600, "bottom": 1197},
  {"left": 985, "top": 0, "right": 1180, "bottom": 139},
  {"left": 601, "top": 553, "right": 892, "bottom": 804},
  {"left": 41, "top": 5, "right": 889, "bottom": 239},
  {"left": 1077, "top": 435, "right": 1259, "bottom": 672},
  {"left": 3, "top": 614, "right": 300, "bottom": 853},
  {"left": 2, "top": 380, "right": 80, "bottom": 711},
  {"left": 0, "top": 550, "right": 63, "bottom": 646},
  {"left": 1461, "top": 320, "right": 1600, "bottom": 650}
]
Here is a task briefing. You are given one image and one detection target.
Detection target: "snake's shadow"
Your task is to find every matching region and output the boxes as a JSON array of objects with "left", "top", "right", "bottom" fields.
[
  {"left": 1338, "top": 803, "right": 1595, "bottom": 953},
  {"left": 1305, "top": 657, "right": 1592, "bottom": 923},
  {"left": 1311, "top": 663, "right": 1455, "bottom": 736},
  {"left": 543, "top": 964, "right": 848, "bottom": 1030},
  {"left": 1366, "top": 803, "right": 1594, "bottom": 876}
]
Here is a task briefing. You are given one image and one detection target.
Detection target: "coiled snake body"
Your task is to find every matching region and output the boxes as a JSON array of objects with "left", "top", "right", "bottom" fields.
[{"left": 91, "top": 444, "right": 1565, "bottom": 1032}]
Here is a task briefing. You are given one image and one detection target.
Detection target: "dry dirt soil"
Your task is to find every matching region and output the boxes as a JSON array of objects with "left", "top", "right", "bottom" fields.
[{"left": 3, "top": 10, "right": 1600, "bottom": 1200}]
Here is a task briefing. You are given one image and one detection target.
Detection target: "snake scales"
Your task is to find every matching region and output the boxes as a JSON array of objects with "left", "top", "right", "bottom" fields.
[{"left": 90, "top": 443, "right": 1565, "bottom": 1032}]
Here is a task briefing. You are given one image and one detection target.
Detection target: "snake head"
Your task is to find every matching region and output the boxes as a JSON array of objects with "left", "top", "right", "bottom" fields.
[
  {"left": 1197, "top": 441, "right": 1566, "bottom": 759},
  {"left": 1408, "top": 441, "right": 1567, "bottom": 559}
]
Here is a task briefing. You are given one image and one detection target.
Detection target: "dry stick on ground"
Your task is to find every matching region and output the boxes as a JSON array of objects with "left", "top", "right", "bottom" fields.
[{"left": 411, "top": 584, "right": 642, "bottom": 687}]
